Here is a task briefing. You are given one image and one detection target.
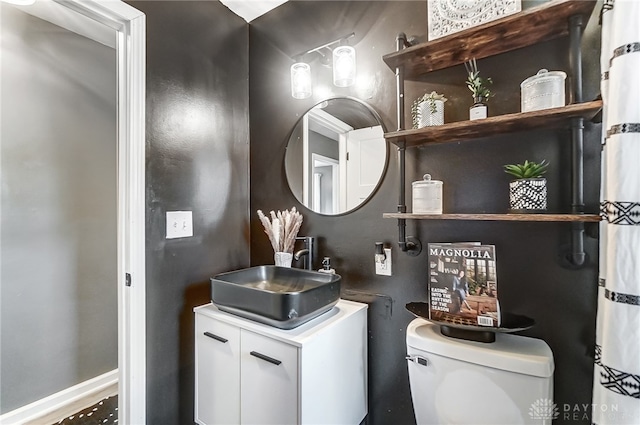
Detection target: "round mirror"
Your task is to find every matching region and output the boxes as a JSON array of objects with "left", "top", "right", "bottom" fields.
[{"left": 285, "top": 97, "right": 388, "bottom": 215}]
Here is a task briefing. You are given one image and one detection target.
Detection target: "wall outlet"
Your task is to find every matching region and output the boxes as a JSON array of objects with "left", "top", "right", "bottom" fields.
[
  {"left": 166, "top": 211, "right": 193, "bottom": 239},
  {"left": 375, "top": 248, "right": 392, "bottom": 276}
]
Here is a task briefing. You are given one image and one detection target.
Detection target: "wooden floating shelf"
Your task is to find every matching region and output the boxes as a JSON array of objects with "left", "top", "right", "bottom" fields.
[
  {"left": 384, "top": 100, "right": 602, "bottom": 148},
  {"left": 382, "top": 213, "right": 602, "bottom": 222},
  {"left": 382, "top": 0, "right": 597, "bottom": 79}
]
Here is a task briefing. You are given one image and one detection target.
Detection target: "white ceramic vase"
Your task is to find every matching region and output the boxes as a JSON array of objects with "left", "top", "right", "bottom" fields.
[
  {"left": 274, "top": 251, "right": 293, "bottom": 267},
  {"left": 417, "top": 100, "right": 445, "bottom": 127}
]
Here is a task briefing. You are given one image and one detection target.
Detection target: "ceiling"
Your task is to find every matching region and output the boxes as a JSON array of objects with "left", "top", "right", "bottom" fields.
[{"left": 218, "top": 0, "right": 288, "bottom": 22}]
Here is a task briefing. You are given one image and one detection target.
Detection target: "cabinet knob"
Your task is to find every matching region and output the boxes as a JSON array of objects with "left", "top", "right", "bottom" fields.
[
  {"left": 204, "top": 331, "right": 228, "bottom": 343},
  {"left": 250, "top": 351, "right": 282, "bottom": 366}
]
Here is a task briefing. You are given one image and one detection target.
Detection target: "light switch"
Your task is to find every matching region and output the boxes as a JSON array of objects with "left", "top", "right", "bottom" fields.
[{"left": 166, "top": 211, "right": 193, "bottom": 239}]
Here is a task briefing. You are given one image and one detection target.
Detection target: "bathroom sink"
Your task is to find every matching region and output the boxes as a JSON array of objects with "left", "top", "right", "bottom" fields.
[{"left": 210, "top": 265, "right": 341, "bottom": 329}]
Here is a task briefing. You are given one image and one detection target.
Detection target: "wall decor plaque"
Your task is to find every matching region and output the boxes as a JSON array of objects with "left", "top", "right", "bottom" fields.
[{"left": 427, "top": 0, "right": 522, "bottom": 40}]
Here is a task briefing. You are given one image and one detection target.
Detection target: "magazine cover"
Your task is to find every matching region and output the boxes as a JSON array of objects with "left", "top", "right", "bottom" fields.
[{"left": 428, "top": 242, "right": 500, "bottom": 327}]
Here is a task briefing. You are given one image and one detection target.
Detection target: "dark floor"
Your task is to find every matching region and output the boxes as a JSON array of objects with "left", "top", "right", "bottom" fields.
[{"left": 54, "top": 395, "right": 117, "bottom": 425}]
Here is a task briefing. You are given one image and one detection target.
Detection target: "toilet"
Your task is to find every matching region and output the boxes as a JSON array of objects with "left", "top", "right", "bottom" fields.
[{"left": 406, "top": 318, "right": 554, "bottom": 425}]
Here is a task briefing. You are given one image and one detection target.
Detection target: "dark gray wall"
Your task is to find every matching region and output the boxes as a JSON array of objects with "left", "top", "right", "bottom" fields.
[
  {"left": 126, "top": 1, "right": 250, "bottom": 423},
  {"left": 0, "top": 6, "right": 117, "bottom": 413},
  {"left": 250, "top": 2, "right": 601, "bottom": 424}
]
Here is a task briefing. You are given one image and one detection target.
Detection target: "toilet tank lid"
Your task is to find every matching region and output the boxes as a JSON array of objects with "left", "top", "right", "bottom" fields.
[{"left": 406, "top": 318, "right": 554, "bottom": 378}]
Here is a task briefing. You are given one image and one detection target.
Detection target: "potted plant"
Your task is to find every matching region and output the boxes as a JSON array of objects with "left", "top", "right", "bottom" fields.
[
  {"left": 411, "top": 91, "right": 447, "bottom": 128},
  {"left": 465, "top": 58, "right": 492, "bottom": 120},
  {"left": 504, "top": 159, "right": 549, "bottom": 212}
]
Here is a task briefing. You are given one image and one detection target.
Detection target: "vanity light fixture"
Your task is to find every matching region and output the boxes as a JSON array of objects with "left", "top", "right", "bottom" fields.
[
  {"left": 290, "top": 32, "right": 356, "bottom": 99},
  {"left": 291, "top": 62, "right": 312, "bottom": 99},
  {"left": 333, "top": 44, "right": 356, "bottom": 87}
]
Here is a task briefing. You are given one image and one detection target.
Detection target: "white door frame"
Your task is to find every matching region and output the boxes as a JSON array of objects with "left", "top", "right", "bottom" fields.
[
  {"left": 311, "top": 154, "right": 340, "bottom": 214},
  {"left": 338, "top": 132, "right": 348, "bottom": 211},
  {"left": 305, "top": 107, "right": 352, "bottom": 211},
  {"left": 51, "top": 1, "right": 147, "bottom": 423}
]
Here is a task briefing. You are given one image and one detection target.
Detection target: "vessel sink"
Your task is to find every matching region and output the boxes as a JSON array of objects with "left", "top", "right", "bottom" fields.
[{"left": 210, "top": 265, "right": 341, "bottom": 329}]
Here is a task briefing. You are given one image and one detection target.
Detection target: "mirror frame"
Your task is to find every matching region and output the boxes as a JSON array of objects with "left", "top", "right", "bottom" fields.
[{"left": 284, "top": 96, "right": 389, "bottom": 216}]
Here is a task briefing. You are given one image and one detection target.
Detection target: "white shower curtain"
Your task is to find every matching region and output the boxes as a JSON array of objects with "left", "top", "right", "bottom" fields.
[{"left": 593, "top": 1, "right": 640, "bottom": 424}]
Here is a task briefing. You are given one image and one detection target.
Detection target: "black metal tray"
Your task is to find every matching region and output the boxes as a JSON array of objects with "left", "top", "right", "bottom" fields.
[{"left": 406, "top": 302, "right": 535, "bottom": 343}]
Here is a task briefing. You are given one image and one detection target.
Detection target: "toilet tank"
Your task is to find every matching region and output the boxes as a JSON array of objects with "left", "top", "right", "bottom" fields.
[{"left": 406, "top": 318, "right": 554, "bottom": 425}]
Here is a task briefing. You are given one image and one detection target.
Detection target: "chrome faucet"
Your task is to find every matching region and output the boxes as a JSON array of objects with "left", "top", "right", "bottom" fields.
[{"left": 294, "top": 236, "right": 315, "bottom": 270}]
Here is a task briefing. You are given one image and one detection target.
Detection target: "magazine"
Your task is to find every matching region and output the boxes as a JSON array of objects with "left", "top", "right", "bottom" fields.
[{"left": 428, "top": 242, "right": 500, "bottom": 327}]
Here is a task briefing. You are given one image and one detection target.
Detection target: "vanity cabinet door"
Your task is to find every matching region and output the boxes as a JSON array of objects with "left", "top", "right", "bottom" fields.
[
  {"left": 195, "top": 315, "right": 241, "bottom": 425},
  {"left": 240, "top": 330, "right": 299, "bottom": 425}
]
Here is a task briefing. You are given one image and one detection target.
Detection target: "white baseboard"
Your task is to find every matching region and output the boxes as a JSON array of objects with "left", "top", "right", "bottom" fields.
[{"left": 0, "top": 369, "right": 118, "bottom": 425}]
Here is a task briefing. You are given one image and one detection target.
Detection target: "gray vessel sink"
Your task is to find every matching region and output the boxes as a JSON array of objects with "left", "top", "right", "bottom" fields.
[{"left": 210, "top": 265, "right": 341, "bottom": 329}]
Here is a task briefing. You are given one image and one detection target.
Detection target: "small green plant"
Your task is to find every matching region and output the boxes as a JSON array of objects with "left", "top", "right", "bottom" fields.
[
  {"left": 411, "top": 91, "right": 447, "bottom": 128},
  {"left": 504, "top": 159, "right": 549, "bottom": 179},
  {"left": 465, "top": 58, "right": 492, "bottom": 101}
]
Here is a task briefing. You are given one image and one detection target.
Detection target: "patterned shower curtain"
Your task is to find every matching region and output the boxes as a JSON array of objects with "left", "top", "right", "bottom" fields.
[{"left": 593, "top": 1, "right": 640, "bottom": 424}]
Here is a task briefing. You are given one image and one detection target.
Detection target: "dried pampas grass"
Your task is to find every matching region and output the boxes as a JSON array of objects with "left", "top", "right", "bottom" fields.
[{"left": 257, "top": 207, "right": 303, "bottom": 253}]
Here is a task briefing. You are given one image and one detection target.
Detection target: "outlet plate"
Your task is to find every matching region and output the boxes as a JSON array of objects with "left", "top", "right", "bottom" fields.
[
  {"left": 166, "top": 211, "right": 193, "bottom": 239},
  {"left": 375, "top": 248, "right": 392, "bottom": 276}
]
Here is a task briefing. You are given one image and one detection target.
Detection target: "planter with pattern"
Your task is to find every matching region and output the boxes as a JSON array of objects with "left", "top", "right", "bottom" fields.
[
  {"left": 509, "top": 178, "right": 547, "bottom": 212},
  {"left": 416, "top": 100, "right": 445, "bottom": 127}
]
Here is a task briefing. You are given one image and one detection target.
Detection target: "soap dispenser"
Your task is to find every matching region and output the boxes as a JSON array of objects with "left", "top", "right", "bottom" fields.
[{"left": 318, "top": 257, "right": 335, "bottom": 274}]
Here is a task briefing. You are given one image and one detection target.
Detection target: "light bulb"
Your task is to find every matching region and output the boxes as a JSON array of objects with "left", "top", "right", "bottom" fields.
[
  {"left": 332, "top": 45, "right": 356, "bottom": 88},
  {"left": 290, "top": 62, "right": 311, "bottom": 99}
]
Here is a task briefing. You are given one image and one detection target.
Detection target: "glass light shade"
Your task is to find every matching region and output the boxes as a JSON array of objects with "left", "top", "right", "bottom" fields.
[
  {"left": 291, "top": 62, "right": 312, "bottom": 99},
  {"left": 332, "top": 45, "right": 356, "bottom": 88}
]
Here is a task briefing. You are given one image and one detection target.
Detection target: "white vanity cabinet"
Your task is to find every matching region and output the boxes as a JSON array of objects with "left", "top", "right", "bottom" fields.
[
  {"left": 239, "top": 330, "right": 299, "bottom": 424},
  {"left": 194, "top": 299, "right": 368, "bottom": 425},
  {"left": 195, "top": 316, "right": 241, "bottom": 425}
]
